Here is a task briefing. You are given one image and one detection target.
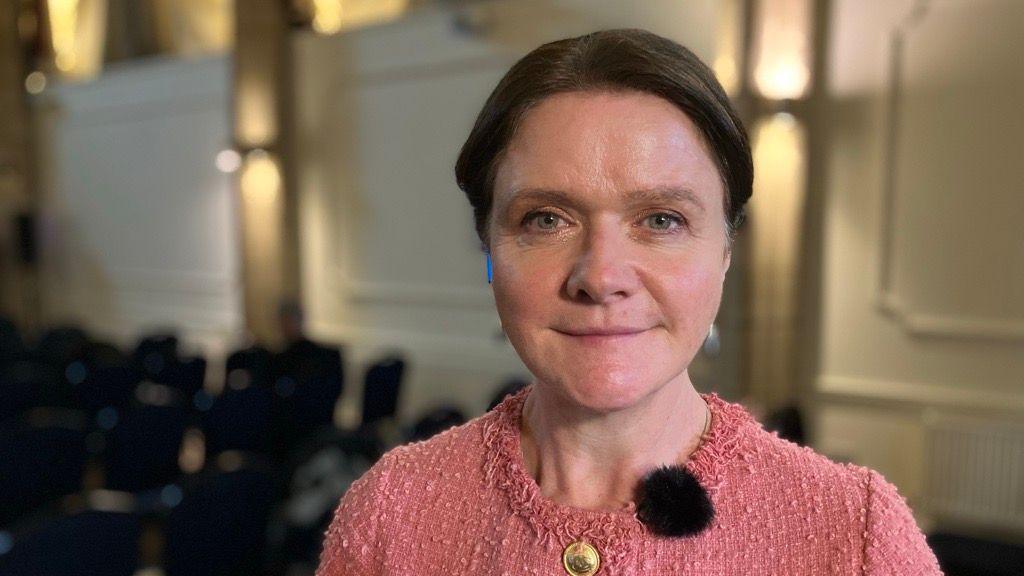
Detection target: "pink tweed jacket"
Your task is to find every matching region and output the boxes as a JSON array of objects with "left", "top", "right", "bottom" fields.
[{"left": 316, "top": 386, "right": 942, "bottom": 575}]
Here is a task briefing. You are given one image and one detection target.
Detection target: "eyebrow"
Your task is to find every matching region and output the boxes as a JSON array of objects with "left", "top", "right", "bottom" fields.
[
  {"left": 624, "top": 187, "right": 706, "bottom": 214},
  {"left": 500, "top": 186, "right": 707, "bottom": 216}
]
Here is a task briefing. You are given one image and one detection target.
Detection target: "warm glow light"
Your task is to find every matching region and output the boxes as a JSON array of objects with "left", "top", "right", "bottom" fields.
[
  {"left": 241, "top": 150, "right": 281, "bottom": 203},
  {"left": 152, "top": 0, "right": 234, "bottom": 56},
  {"left": 25, "top": 71, "right": 47, "bottom": 94},
  {"left": 713, "top": 0, "right": 743, "bottom": 96},
  {"left": 714, "top": 55, "right": 739, "bottom": 96},
  {"left": 237, "top": 76, "right": 278, "bottom": 147},
  {"left": 750, "top": 112, "right": 807, "bottom": 269},
  {"left": 55, "top": 51, "right": 77, "bottom": 71},
  {"left": 46, "top": 0, "right": 106, "bottom": 79},
  {"left": 750, "top": 0, "right": 813, "bottom": 100},
  {"left": 48, "top": 0, "right": 79, "bottom": 71},
  {"left": 312, "top": 0, "right": 408, "bottom": 35},
  {"left": 179, "top": 427, "right": 206, "bottom": 474},
  {"left": 747, "top": 112, "right": 808, "bottom": 410},
  {"left": 216, "top": 149, "right": 242, "bottom": 173},
  {"left": 313, "top": 0, "right": 343, "bottom": 33}
]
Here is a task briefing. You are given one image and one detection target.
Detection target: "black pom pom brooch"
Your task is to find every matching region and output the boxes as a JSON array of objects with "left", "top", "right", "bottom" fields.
[{"left": 634, "top": 465, "right": 714, "bottom": 537}]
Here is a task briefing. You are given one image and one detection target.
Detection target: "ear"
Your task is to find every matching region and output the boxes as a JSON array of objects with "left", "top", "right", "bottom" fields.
[{"left": 721, "top": 246, "right": 732, "bottom": 281}]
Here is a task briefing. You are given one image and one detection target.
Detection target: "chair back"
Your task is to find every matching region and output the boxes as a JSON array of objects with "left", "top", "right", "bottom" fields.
[
  {"left": 202, "top": 386, "right": 273, "bottom": 456},
  {"left": 164, "top": 468, "right": 275, "bottom": 576},
  {"left": 0, "top": 411, "right": 89, "bottom": 526},
  {"left": 0, "top": 510, "right": 140, "bottom": 576},
  {"left": 360, "top": 356, "right": 405, "bottom": 427},
  {"left": 0, "top": 316, "right": 25, "bottom": 365},
  {"left": 132, "top": 333, "right": 179, "bottom": 380},
  {"left": 104, "top": 401, "right": 188, "bottom": 492}
]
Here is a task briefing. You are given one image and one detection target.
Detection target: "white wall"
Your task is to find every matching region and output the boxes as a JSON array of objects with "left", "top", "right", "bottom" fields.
[
  {"left": 813, "top": 0, "right": 1024, "bottom": 532},
  {"left": 293, "top": 1, "right": 741, "bottom": 424},
  {"left": 35, "top": 55, "right": 243, "bottom": 359}
]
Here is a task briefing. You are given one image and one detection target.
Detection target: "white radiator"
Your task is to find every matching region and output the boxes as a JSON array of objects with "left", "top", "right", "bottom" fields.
[{"left": 923, "top": 411, "right": 1024, "bottom": 531}]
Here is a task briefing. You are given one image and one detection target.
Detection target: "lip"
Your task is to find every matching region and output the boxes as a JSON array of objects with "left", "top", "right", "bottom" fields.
[{"left": 555, "top": 327, "right": 652, "bottom": 337}]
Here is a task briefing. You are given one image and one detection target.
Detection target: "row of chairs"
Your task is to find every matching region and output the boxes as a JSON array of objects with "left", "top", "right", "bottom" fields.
[
  {"left": 0, "top": 318, "right": 529, "bottom": 574},
  {"left": 0, "top": 319, "right": 406, "bottom": 575}
]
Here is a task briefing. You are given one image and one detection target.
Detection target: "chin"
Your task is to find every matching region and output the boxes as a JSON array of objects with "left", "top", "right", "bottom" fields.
[{"left": 543, "top": 364, "right": 674, "bottom": 415}]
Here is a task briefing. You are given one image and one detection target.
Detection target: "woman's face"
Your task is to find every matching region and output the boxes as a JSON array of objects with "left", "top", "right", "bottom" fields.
[{"left": 488, "top": 90, "right": 731, "bottom": 413}]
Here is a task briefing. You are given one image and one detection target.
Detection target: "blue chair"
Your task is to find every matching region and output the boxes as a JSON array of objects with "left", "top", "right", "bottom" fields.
[
  {"left": 32, "top": 326, "right": 90, "bottom": 368},
  {"left": 271, "top": 427, "right": 379, "bottom": 570},
  {"left": 487, "top": 377, "right": 530, "bottom": 412},
  {"left": 269, "top": 341, "right": 344, "bottom": 455},
  {"left": 927, "top": 532, "right": 1024, "bottom": 576},
  {"left": 103, "top": 402, "right": 188, "bottom": 493},
  {"left": 408, "top": 406, "right": 466, "bottom": 442},
  {"left": 132, "top": 333, "right": 179, "bottom": 380},
  {"left": 163, "top": 468, "right": 275, "bottom": 576},
  {"left": 202, "top": 385, "right": 273, "bottom": 456},
  {"left": 0, "top": 361, "right": 69, "bottom": 422},
  {"left": 0, "top": 316, "right": 26, "bottom": 366},
  {"left": 0, "top": 510, "right": 139, "bottom": 576},
  {"left": 157, "top": 356, "right": 207, "bottom": 398},
  {"left": 0, "top": 411, "right": 89, "bottom": 527},
  {"left": 360, "top": 355, "right": 405, "bottom": 428},
  {"left": 66, "top": 343, "right": 141, "bottom": 416},
  {"left": 225, "top": 345, "right": 272, "bottom": 386}
]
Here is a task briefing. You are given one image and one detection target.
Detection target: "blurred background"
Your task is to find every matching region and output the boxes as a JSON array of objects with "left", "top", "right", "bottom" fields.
[{"left": 0, "top": 0, "right": 1021, "bottom": 574}]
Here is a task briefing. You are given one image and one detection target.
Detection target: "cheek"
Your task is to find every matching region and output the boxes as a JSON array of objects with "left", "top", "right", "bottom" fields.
[
  {"left": 651, "top": 260, "right": 724, "bottom": 330},
  {"left": 490, "top": 251, "right": 560, "bottom": 332}
]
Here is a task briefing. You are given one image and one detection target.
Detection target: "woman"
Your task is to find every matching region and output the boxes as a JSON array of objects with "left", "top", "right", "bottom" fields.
[{"left": 317, "top": 29, "right": 942, "bottom": 575}]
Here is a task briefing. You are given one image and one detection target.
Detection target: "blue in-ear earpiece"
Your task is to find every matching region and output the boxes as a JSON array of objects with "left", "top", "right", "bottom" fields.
[{"left": 486, "top": 253, "right": 493, "bottom": 284}]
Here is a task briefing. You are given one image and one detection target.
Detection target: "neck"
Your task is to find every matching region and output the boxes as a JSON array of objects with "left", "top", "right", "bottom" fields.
[{"left": 519, "top": 374, "right": 709, "bottom": 512}]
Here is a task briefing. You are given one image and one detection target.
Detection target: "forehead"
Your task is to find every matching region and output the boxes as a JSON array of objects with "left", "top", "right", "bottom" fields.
[{"left": 493, "top": 90, "right": 724, "bottom": 210}]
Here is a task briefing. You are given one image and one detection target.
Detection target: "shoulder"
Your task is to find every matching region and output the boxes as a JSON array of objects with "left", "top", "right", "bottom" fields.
[
  {"left": 315, "top": 411, "right": 497, "bottom": 575},
  {"left": 702, "top": 394, "right": 867, "bottom": 492},
  {"left": 735, "top": 419, "right": 893, "bottom": 515},
  {"left": 731, "top": 422, "right": 940, "bottom": 573},
  {"left": 742, "top": 421, "right": 869, "bottom": 486},
  {"left": 382, "top": 407, "right": 497, "bottom": 475},
  {"left": 859, "top": 466, "right": 943, "bottom": 574}
]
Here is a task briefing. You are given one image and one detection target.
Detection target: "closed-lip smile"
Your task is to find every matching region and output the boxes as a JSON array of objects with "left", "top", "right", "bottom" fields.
[{"left": 556, "top": 327, "right": 651, "bottom": 336}]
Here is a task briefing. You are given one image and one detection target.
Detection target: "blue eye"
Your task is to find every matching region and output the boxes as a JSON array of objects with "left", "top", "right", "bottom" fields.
[
  {"left": 643, "top": 213, "right": 684, "bottom": 231},
  {"left": 524, "top": 211, "right": 564, "bottom": 231}
]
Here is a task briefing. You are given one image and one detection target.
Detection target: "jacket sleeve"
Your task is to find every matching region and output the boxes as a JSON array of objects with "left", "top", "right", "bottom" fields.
[
  {"left": 315, "top": 453, "right": 395, "bottom": 576},
  {"left": 862, "top": 468, "right": 944, "bottom": 575}
]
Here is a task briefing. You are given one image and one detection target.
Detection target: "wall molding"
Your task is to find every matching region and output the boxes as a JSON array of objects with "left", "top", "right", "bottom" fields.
[
  {"left": 66, "top": 268, "right": 242, "bottom": 342},
  {"left": 877, "top": 292, "right": 1024, "bottom": 341},
  {"left": 816, "top": 374, "right": 1024, "bottom": 414},
  {"left": 46, "top": 55, "right": 229, "bottom": 115},
  {"left": 309, "top": 320, "right": 518, "bottom": 368},
  {"left": 108, "top": 267, "right": 239, "bottom": 297},
  {"left": 874, "top": 0, "right": 1024, "bottom": 342},
  {"left": 330, "top": 271, "right": 495, "bottom": 310}
]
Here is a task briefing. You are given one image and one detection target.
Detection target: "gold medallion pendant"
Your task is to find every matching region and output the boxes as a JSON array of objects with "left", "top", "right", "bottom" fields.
[{"left": 562, "top": 540, "right": 600, "bottom": 576}]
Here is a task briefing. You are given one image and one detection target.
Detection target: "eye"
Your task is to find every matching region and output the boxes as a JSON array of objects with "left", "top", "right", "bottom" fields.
[
  {"left": 642, "top": 212, "right": 685, "bottom": 231},
  {"left": 523, "top": 211, "right": 566, "bottom": 232}
]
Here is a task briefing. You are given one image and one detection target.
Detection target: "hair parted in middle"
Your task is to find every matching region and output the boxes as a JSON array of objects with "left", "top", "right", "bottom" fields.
[{"left": 454, "top": 28, "right": 753, "bottom": 251}]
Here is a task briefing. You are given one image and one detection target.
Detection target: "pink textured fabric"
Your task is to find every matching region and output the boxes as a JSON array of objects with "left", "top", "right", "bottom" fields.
[{"left": 316, "top": 386, "right": 942, "bottom": 575}]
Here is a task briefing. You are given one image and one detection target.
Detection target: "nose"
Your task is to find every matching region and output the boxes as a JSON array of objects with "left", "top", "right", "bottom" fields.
[{"left": 564, "top": 220, "right": 639, "bottom": 304}]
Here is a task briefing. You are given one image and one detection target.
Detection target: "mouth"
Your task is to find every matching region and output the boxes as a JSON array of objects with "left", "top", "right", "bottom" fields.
[{"left": 554, "top": 327, "right": 652, "bottom": 344}]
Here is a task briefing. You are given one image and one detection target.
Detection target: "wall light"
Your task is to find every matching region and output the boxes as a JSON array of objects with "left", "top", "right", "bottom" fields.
[
  {"left": 25, "top": 71, "right": 47, "bottom": 94},
  {"left": 749, "top": 0, "right": 813, "bottom": 100},
  {"left": 46, "top": 0, "right": 106, "bottom": 79},
  {"left": 713, "top": 0, "right": 743, "bottom": 97},
  {"left": 215, "top": 148, "right": 242, "bottom": 173},
  {"left": 311, "top": 0, "right": 408, "bottom": 35},
  {"left": 240, "top": 149, "right": 281, "bottom": 204}
]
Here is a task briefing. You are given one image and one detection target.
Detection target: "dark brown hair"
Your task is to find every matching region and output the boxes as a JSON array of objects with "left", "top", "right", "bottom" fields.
[{"left": 454, "top": 28, "right": 752, "bottom": 250}]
